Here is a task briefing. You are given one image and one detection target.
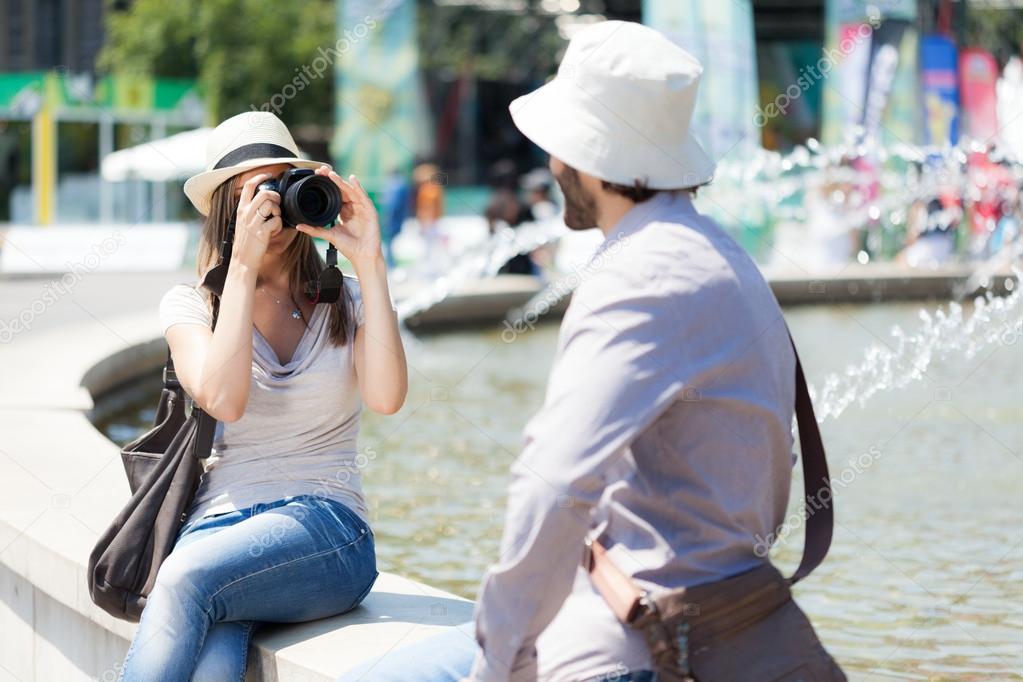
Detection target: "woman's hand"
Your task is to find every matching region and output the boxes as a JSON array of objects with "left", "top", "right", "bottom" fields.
[
  {"left": 232, "top": 172, "right": 282, "bottom": 267},
  {"left": 295, "top": 166, "right": 407, "bottom": 414},
  {"left": 295, "top": 166, "right": 383, "bottom": 271}
]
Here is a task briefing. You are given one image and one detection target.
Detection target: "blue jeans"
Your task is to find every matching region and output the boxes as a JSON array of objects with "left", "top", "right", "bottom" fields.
[
  {"left": 336, "top": 621, "right": 656, "bottom": 681},
  {"left": 118, "top": 494, "right": 378, "bottom": 682}
]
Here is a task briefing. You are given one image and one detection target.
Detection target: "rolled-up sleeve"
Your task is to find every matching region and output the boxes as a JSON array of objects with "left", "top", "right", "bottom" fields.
[{"left": 469, "top": 268, "right": 688, "bottom": 681}]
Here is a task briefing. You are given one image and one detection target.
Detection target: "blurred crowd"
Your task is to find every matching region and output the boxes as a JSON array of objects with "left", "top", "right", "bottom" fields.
[
  {"left": 379, "top": 147, "right": 1022, "bottom": 278},
  {"left": 791, "top": 147, "right": 1022, "bottom": 270},
  {"left": 380, "top": 160, "right": 561, "bottom": 277}
]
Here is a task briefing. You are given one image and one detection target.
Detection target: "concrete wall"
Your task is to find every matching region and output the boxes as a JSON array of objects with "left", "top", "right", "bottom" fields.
[{"left": 0, "top": 298, "right": 473, "bottom": 681}]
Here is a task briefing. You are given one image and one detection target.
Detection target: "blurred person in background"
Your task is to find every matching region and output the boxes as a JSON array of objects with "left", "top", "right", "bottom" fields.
[
  {"left": 521, "top": 167, "right": 560, "bottom": 274},
  {"left": 989, "top": 182, "right": 1021, "bottom": 258},
  {"left": 898, "top": 194, "right": 960, "bottom": 267},
  {"left": 521, "top": 167, "right": 558, "bottom": 221},
  {"left": 485, "top": 159, "right": 537, "bottom": 275},
  {"left": 414, "top": 162, "right": 446, "bottom": 276},
  {"left": 381, "top": 167, "right": 412, "bottom": 270}
]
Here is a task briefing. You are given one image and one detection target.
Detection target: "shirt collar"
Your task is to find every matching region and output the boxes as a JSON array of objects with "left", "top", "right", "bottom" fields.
[{"left": 600, "top": 190, "right": 696, "bottom": 249}]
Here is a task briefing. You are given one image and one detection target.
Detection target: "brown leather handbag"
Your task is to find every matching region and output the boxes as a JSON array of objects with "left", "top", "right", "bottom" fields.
[
  {"left": 586, "top": 332, "right": 846, "bottom": 681},
  {"left": 87, "top": 296, "right": 220, "bottom": 622}
]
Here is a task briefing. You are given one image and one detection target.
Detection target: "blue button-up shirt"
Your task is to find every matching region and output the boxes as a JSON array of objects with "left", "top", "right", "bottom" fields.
[{"left": 469, "top": 191, "right": 797, "bottom": 681}]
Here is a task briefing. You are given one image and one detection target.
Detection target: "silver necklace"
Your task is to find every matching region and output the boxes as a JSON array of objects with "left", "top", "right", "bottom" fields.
[{"left": 258, "top": 286, "right": 303, "bottom": 320}]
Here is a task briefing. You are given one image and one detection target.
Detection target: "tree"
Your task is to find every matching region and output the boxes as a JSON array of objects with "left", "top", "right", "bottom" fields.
[
  {"left": 417, "top": 2, "right": 566, "bottom": 83},
  {"left": 98, "top": 0, "right": 336, "bottom": 136},
  {"left": 964, "top": 7, "right": 1023, "bottom": 66}
]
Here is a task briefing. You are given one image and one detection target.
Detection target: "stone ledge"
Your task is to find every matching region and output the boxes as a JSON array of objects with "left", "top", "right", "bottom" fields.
[{"left": 0, "top": 309, "right": 474, "bottom": 681}]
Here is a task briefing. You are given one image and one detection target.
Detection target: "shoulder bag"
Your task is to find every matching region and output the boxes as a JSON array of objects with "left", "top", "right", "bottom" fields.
[{"left": 87, "top": 294, "right": 221, "bottom": 623}]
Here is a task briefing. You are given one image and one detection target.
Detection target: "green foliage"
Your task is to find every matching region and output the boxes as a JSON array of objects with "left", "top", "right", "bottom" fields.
[
  {"left": 418, "top": 3, "right": 566, "bottom": 82},
  {"left": 964, "top": 8, "right": 1023, "bottom": 64},
  {"left": 98, "top": 0, "right": 198, "bottom": 77},
  {"left": 98, "top": 0, "right": 336, "bottom": 127},
  {"left": 98, "top": 0, "right": 571, "bottom": 129}
]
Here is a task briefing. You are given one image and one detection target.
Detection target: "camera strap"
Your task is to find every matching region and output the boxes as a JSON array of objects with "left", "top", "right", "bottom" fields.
[
  {"left": 201, "top": 214, "right": 344, "bottom": 305},
  {"left": 200, "top": 217, "right": 235, "bottom": 297},
  {"left": 304, "top": 237, "right": 343, "bottom": 304}
]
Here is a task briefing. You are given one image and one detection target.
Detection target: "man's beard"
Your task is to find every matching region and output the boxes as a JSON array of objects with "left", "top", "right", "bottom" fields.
[{"left": 553, "top": 165, "right": 599, "bottom": 230}]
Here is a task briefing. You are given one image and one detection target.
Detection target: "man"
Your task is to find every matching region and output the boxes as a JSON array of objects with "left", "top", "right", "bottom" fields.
[{"left": 340, "top": 20, "right": 839, "bottom": 682}]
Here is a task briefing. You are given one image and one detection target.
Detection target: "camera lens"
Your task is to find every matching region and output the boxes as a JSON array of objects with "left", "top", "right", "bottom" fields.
[
  {"left": 283, "top": 174, "right": 341, "bottom": 227},
  {"left": 298, "top": 185, "right": 327, "bottom": 217}
]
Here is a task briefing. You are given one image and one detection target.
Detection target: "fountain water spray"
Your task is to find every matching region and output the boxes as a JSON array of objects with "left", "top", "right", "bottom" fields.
[
  {"left": 812, "top": 268, "right": 1022, "bottom": 422},
  {"left": 394, "top": 217, "right": 567, "bottom": 324}
]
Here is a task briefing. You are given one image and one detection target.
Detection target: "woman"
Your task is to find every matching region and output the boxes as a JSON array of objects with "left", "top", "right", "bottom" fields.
[{"left": 117, "top": 112, "right": 407, "bottom": 681}]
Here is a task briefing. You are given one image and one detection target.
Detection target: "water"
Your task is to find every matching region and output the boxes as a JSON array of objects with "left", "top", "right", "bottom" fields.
[
  {"left": 394, "top": 216, "right": 567, "bottom": 320},
  {"left": 93, "top": 302, "right": 1023, "bottom": 680},
  {"left": 813, "top": 273, "right": 1023, "bottom": 422}
]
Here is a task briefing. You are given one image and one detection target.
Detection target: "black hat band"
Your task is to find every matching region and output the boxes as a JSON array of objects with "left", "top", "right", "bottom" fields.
[{"left": 213, "top": 143, "right": 297, "bottom": 170}]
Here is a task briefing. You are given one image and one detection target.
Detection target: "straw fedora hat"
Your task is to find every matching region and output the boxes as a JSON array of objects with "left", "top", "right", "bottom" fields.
[
  {"left": 183, "top": 111, "right": 329, "bottom": 216},
  {"left": 509, "top": 20, "right": 716, "bottom": 190}
]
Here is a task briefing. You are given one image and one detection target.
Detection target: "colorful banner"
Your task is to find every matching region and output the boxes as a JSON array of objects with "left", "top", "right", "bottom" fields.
[
  {"left": 959, "top": 48, "right": 999, "bottom": 142},
  {"left": 332, "top": 0, "right": 421, "bottom": 192},
  {"left": 821, "top": 0, "right": 919, "bottom": 145},
  {"left": 830, "top": 0, "right": 915, "bottom": 22},
  {"left": 861, "top": 19, "right": 914, "bottom": 143},
  {"left": 643, "top": 0, "right": 760, "bottom": 162},
  {"left": 821, "top": 21, "right": 873, "bottom": 144},
  {"left": 756, "top": 41, "right": 824, "bottom": 149},
  {"left": 883, "top": 21, "right": 919, "bottom": 144},
  {"left": 920, "top": 34, "right": 959, "bottom": 146}
]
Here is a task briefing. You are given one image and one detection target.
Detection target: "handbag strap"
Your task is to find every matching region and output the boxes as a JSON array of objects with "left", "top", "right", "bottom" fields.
[
  {"left": 163, "top": 290, "right": 221, "bottom": 460},
  {"left": 585, "top": 329, "right": 834, "bottom": 623}
]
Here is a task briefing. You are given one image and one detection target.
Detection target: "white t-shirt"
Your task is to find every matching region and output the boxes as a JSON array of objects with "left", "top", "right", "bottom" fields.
[{"left": 158, "top": 276, "right": 370, "bottom": 529}]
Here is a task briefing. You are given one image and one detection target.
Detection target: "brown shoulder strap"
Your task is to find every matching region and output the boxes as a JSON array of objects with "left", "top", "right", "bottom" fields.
[{"left": 786, "top": 333, "right": 833, "bottom": 585}]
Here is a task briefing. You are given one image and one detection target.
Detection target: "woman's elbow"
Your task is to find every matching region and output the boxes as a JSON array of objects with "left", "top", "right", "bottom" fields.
[
  {"left": 201, "top": 393, "right": 247, "bottom": 423},
  {"left": 365, "top": 391, "right": 406, "bottom": 415},
  {"left": 216, "top": 406, "right": 246, "bottom": 423}
]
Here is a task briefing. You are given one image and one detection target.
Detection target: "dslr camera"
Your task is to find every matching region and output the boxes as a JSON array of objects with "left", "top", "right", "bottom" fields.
[{"left": 258, "top": 168, "right": 342, "bottom": 228}]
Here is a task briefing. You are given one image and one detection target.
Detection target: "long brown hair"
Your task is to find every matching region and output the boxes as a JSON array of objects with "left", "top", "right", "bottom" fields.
[{"left": 194, "top": 172, "right": 355, "bottom": 346}]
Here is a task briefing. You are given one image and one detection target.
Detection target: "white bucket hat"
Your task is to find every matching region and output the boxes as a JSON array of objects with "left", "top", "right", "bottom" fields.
[
  {"left": 183, "top": 111, "right": 329, "bottom": 216},
  {"left": 509, "top": 20, "right": 716, "bottom": 190}
]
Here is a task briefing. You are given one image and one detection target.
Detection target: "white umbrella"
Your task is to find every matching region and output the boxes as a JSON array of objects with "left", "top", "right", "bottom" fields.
[
  {"left": 101, "top": 127, "right": 316, "bottom": 182},
  {"left": 101, "top": 127, "right": 213, "bottom": 182}
]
